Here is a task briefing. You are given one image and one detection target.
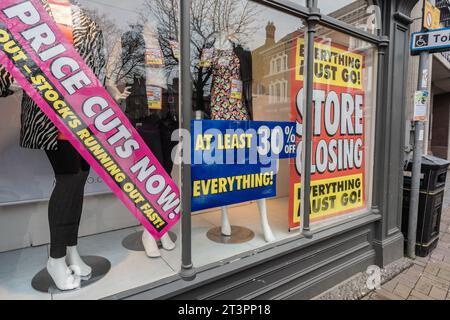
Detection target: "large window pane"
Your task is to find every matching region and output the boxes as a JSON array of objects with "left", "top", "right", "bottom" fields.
[
  {"left": 299, "top": 25, "right": 378, "bottom": 229},
  {"left": 189, "top": 1, "right": 306, "bottom": 267},
  {"left": 0, "top": 0, "right": 180, "bottom": 299}
]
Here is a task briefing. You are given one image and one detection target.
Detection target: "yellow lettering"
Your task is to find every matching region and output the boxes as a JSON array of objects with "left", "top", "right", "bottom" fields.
[
  {"left": 195, "top": 135, "right": 205, "bottom": 151},
  {"left": 193, "top": 180, "right": 201, "bottom": 197},
  {"left": 31, "top": 75, "right": 46, "bottom": 86},
  {"left": 76, "top": 128, "right": 90, "bottom": 139},
  {"left": 0, "top": 29, "right": 10, "bottom": 43}
]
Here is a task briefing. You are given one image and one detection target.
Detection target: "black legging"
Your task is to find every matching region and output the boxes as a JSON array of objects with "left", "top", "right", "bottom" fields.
[{"left": 45, "top": 141, "right": 90, "bottom": 259}]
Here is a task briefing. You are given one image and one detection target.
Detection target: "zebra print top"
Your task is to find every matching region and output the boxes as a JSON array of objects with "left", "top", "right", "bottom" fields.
[{"left": 0, "top": 0, "right": 106, "bottom": 150}]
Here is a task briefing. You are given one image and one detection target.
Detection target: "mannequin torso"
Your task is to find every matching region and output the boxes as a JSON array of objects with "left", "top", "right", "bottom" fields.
[{"left": 210, "top": 32, "right": 248, "bottom": 121}]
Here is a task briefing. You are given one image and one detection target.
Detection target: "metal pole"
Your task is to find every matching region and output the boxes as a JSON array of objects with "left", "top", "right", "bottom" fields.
[
  {"left": 180, "top": 0, "right": 196, "bottom": 280},
  {"left": 301, "top": 0, "right": 319, "bottom": 239},
  {"left": 407, "top": 0, "right": 430, "bottom": 260},
  {"left": 407, "top": 51, "right": 429, "bottom": 259}
]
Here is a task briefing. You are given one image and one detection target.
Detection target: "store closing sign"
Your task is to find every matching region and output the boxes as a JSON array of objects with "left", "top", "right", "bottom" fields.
[
  {"left": 0, "top": 0, "right": 180, "bottom": 240},
  {"left": 289, "top": 36, "right": 366, "bottom": 229}
]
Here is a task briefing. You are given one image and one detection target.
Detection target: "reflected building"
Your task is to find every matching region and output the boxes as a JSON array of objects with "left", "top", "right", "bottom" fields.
[
  {"left": 251, "top": 0, "right": 377, "bottom": 122},
  {"left": 252, "top": 22, "right": 299, "bottom": 122}
]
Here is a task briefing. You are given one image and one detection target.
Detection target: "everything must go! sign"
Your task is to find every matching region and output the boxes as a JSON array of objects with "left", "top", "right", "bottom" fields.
[
  {"left": 289, "top": 36, "right": 367, "bottom": 229},
  {"left": 0, "top": 0, "right": 180, "bottom": 239}
]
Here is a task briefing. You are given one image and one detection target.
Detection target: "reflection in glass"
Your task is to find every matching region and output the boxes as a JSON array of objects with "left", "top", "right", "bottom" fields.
[{"left": 318, "top": 0, "right": 381, "bottom": 35}]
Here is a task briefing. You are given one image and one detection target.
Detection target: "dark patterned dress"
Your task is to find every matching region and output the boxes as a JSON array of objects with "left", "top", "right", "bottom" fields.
[{"left": 210, "top": 49, "right": 249, "bottom": 121}]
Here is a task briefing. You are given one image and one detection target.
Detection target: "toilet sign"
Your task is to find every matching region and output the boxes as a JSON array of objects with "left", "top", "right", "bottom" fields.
[{"left": 411, "top": 27, "right": 450, "bottom": 55}]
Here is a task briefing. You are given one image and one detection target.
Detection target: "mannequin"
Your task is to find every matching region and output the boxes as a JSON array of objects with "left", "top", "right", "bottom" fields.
[
  {"left": 109, "top": 22, "right": 177, "bottom": 257},
  {"left": 0, "top": 0, "right": 130, "bottom": 291},
  {"left": 209, "top": 31, "right": 275, "bottom": 242}
]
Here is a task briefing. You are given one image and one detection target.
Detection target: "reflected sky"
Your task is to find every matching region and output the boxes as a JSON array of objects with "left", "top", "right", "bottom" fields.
[
  {"left": 319, "top": 0, "right": 369, "bottom": 14},
  {"left": 75, "top": 0, "right": 366, "bottom": 49},
  {"left": 76, "top": 0, "right": 304, "bottom": 50}
]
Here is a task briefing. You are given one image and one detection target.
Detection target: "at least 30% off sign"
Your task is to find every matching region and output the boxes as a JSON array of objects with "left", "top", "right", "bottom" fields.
[
  {"left": 253, "top": 124, "right": 297, "bottom": 159},
  {"left": 191, "top": 120, "right": 296, "bottom": 211}
]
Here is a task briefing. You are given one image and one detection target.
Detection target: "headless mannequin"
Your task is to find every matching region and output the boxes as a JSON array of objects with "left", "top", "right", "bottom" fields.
[
  {"left": 140, "top": 23, "right": 175, "bottom": 257},
  {"left": 212, "top": 32, "right": 275, "bottom": 242},
  {"left": 44, "top": 0, "right": 136, "bottom": 290},
  {"left": 42, "top": 0, "right": 86, "bottom": 291},
  {"left": 107, "top": 22, "right": 176, "bottom": 258}
]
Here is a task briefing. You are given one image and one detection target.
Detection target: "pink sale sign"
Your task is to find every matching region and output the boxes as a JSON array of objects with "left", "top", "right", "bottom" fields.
[{"left": 0, "top": 0, "right": 181, "bottom": 240}]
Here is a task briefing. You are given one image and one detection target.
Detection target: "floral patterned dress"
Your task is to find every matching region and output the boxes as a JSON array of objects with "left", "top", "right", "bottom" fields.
[{"left": 210, "top": 49, "right": 249, "bottom": 120}]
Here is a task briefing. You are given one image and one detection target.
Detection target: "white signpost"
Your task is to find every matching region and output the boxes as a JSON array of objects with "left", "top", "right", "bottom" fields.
[{"left": 411, "top": 27, "right": 450, "bottom": 54}]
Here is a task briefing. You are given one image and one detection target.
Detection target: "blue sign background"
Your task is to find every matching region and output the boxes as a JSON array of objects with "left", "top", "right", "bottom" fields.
[{"left": 191, "top": 120, "right": 295, "bottom": 212}]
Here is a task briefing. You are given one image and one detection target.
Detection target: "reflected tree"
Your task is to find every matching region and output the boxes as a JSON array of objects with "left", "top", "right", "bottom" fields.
[{"left": 142, "top": 0, "right": 261, "bottom": 112}]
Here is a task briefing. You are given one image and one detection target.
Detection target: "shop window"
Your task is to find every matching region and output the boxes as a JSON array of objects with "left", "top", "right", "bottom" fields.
[
  {"left": 318, "top": 0, "right": 381, "bottom": 35},
  {"left": 0, "top": 0, "right": 182, "bottom": 299},
  {"left": 192, "top": 1, "right": 307, "bottom": 267},
  {"left": 0, "top": 0, "right": 377, "bottom": 300}
]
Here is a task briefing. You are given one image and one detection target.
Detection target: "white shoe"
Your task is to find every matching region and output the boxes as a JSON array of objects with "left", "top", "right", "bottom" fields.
[
  {"left": 47, "top": 257, "right": 81, "bottom": 291},
  {"left": 142, "top": 231, "right": 161, "bottom": 258},
  {"left": 66, "top": 246, "right": 92, "bottom": 277},
  {"left": 160, "top": 233, "right": 176, "bottom": 251}
]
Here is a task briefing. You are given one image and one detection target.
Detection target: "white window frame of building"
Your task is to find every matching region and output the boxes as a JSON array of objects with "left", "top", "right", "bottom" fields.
[
  {"left": 270, "top": 53, "right": 289, "bottom": 76},
  {"left": 269, "top": 79, "right": 289, "bottom": 104}
]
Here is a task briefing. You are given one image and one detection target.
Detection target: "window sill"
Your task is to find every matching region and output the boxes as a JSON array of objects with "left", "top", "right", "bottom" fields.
[{"left": 107, "top": 209, "right": 381, "bottom": 300}]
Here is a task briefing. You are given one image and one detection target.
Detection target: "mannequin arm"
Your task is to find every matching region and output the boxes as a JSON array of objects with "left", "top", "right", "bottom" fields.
[{"left": 106, "top": 83, "right": 131, "bottom": 104}]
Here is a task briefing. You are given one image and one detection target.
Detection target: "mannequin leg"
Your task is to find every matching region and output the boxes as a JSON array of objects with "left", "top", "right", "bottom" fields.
[
  {"left": 66, "top": 246, "right": 92, "bottom": 277},
  {"left": 46, "top": 172, "right": 83, "bottom": 289},
  {"left": 139, "top": 116, "right": 178, "bottom": 255},
  {"left": 66, "top": 169, "right": 91, "bottom": 277},
  {"left": 159, "top": 116, "right": 177, "bottom": 251},
  {"left": 47, "top": 257, "right": 80, "bottom": 291},
  {"left": 142, "top": 230, "right": 161, "bottom": 258},
  {"left": 221, "top": 206, "right": 232, "bottom": 236},
  {"left": 257, "top": 199, "right": 275, "bottom": 242},
  {"left": 160, "top": 233, "right": 176, "bottom": 250},
  {"left": 45, "top": 141, "right": 90, "bottom": 289}
]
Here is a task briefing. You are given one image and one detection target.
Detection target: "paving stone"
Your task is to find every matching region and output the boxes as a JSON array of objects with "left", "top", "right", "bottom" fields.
[
  {"left": 430, "top": 252, "right": 445, "bottom": 262},
  {"left": 436, "top": 247, "right": 450, "bottom": 256},
  {"left": 372, "top": 289, "right": 403, "bottom": 300},
  {"left": 397, "top": 273, "right": 419, "bottom": 288},
  {"left": 415, "top": 279, "right": 433, "bottom": 295},
  {"left": 424, "top": 264, "right": 440, "bottom": 276},
  {"left": 406, "top": 265, "right": 424, "bottom": 277},
  {"left": 422, "top": 273, "right": 450, "bottom": 290},
  {"left": 414, "top": 257, "right": 430, "bottom": 267},
  {"left": 369, "top": 293, "right": 384, "bottom": 300},
  {"left": 393, "top": 283, "right": 412, "bottom": 299},
  {"left": 413, "top": 260, "right": 428, "bottom": 268},
  {"left": 429, "top": 286, "right": 448, "bottom": 300},
  {"left": 436, "top": 268, "right": 450, "bottom": 281},
  {"left": 435, "top": 260, "right": 450, "bottom": 271},
  {"left": 410, "top": 290, "right": 435, "bottom": 300},
  {"left": 382, "top": 279, "right": 399, "bottom": 292},
  {"left": 406, "top": 294, "right": 432, "bottom": 300}
]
